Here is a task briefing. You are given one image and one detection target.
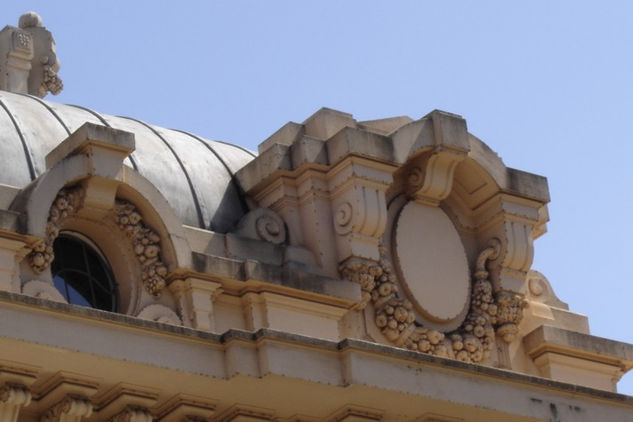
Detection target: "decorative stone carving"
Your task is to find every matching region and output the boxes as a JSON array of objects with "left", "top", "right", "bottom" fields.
[
  {"left": 26, "top": 187, "right": 84, "bottom": 274},
  {"left": 405, "top": 149, "right": 465, "bottom": 206},
  {"left": 40, "top": 62, "right": 63, "bottom": 97},
  {"left": 328, "top": 157, "right": 393, "bottom": 263},
  {"left": 110, "top": 405, "right": 153, "bottom": 422},
  {"left": 525, "top": 270, "right": 562, "bottom": 305},
  {"left": 42, "top": 395, "right": 93, "bottom": 422},
  {"left": 333, "top": 201, "right": 354, "bottom": 235},
  {"left": 0, "top": 12, "right": 63, "bottom": 97},
  {"left": 21, "top": 280, "right": 67, "bottom": 303},
  {"left": 234, "top": 208, "right": 287, "bottom": 245},
  {"left": 114, "top": 199, "right": 168, "bottom": 297},
  {"left": 136, "top": 304, "right": 182, "bottom": 326},
  {"left": 12, "top": 31, "right": 32, "bottom": 53},
  {"left": 0, "top": 383, "right": 31, "bottom": 422},
  {"left": 345, "top": 239, "right": 503, "bottom": 363},
  {"left": 20, "top": 12, "right": 63, "bottom": 97},
  {"left": 340, "top": 260, "right": 380, "bottom": 309},
  {"left": 492, "top": 292, "right": 526, "bottom": 343},
  {"left": 24, "top": 188, "right": 170, "bottom": 298}
]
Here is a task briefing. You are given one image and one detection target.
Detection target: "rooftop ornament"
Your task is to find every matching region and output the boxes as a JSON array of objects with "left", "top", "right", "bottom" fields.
[{"left": 0, "top": 11, "right": 63, "bottom": 98}]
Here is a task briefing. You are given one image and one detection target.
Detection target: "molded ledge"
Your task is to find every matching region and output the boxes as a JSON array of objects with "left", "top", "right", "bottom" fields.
[
  {"left": 524, "top": 325, "right": 633, "bottom": 367},
  {"left": 506, "top": 168, "right": 550, "bottom": 203},
  {"left": 1, "top": 290, "right": 632, "bottom": 411},
  {"left": 190, "top": 252, "right": 361, "bottom": 304}
]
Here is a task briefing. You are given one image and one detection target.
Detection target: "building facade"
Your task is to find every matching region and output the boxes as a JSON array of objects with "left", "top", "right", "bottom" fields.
[{"left": 0, "top": 12, "right": 632, "bottom": 422}]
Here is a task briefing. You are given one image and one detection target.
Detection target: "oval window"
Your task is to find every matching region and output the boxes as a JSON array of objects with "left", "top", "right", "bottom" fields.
[{"left": 51, "top": 233, "right": 119, "bottom": 312}]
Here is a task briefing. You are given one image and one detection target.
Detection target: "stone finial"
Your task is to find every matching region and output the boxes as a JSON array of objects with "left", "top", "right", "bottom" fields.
[
  {"left": 18, "top": 12, "right": 43, "bottom": 29},
  {"left": 0, "top": 12, "right": 63, "bottom": 97}
]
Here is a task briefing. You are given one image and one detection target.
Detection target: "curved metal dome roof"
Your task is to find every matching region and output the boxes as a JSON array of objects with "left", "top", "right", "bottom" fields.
[{"left": 0, "top": 90, "right": 255, "bottom": 232}]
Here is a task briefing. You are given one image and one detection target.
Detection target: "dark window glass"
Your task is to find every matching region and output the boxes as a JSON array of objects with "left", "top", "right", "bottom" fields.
[{"left": 51, "top": 234, "right": 118, "bottom": 312}]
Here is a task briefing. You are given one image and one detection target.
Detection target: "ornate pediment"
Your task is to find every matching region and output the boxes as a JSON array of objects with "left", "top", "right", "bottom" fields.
[{"left": 237, "top": 107, "right": 550, "bottom": 363}]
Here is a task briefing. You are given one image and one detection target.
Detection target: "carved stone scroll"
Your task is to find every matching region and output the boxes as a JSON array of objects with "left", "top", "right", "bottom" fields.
[
  {"left": 405, "top": 150, "right": 466, "bottom": 206},
  {"left": 343, "top": 239, "right": 503, "bottom": 363},
  {"left": 328, "top": 157, "right": 393, "bottom": 263},
  {"left": 234, "top": 208, "right": 287, "bottom": 245},
  {"left": 113, "top": 199, "right": 168, "bottom": 298}
]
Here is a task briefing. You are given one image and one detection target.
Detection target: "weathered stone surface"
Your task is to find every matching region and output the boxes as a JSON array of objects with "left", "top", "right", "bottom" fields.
[{"left": 45, "top": 122, "right": 135, "bottom": 169}]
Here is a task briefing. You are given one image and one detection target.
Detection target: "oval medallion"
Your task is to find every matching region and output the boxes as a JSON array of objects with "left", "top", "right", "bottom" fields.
[{"left": 394, "top": 201, "right": 470, "bottom": 324}]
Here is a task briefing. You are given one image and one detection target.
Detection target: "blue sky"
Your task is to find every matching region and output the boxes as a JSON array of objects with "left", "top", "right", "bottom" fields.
[{"left": 6, "top": 2, "right": 633, "bottom": 394}]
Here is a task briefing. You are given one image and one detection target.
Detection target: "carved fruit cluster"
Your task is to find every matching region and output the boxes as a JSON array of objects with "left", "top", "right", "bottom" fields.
[
  {"left": 27, "top": 187, "right": 84, "bottom": 273},
  {"left": 40, "top": 64, "right": 63, "bottom": 96},
  {"left": 491, "top": 292, "right": 527, "bottom": 343},
  {"left": 344, "top": 242, "right": 501, "bottom": 364},
  {"left": 114, "top": 200, "right": 168, "bottom": 297}
]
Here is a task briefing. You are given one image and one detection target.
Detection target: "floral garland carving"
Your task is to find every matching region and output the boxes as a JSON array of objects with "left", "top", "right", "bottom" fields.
[
  {"left": 342, "top": 239, "right": 504, "bottom": 363},
  {"left": 27, "top": 187, "right": 84, "bottom": 273},
  {"left": 113, "top": 199, "right": 168, "bottom": 298}
]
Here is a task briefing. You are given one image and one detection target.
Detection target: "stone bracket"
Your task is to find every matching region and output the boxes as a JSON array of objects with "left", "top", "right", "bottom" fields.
[
  {"left": 0, "top": 383, "right": 32, "bottom": 422},
  {"left": 328, "top": 157, "right": 394, "bottom": 263},
  {"left": 155, "top": 394, "right": 216, "bottom": 422},
  {"left": 405, "top": 148, "right": 466, "bottom": 206},
  {"left": 93, "top": 383, "right": 158, "bottom": 421},
  {"left": 0, "top": 360, "right": 38, "bottom": 422}
]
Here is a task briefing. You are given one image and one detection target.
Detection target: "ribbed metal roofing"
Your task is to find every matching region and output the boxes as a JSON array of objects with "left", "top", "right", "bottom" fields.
[{"left": 0, "top": 90, "right": 255, "bottom": 232}]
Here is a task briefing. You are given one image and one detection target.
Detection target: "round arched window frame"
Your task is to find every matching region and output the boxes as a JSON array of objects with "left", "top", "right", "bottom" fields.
[{"left": 51, "top": 232, "right": 119, "bottom": 312}]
